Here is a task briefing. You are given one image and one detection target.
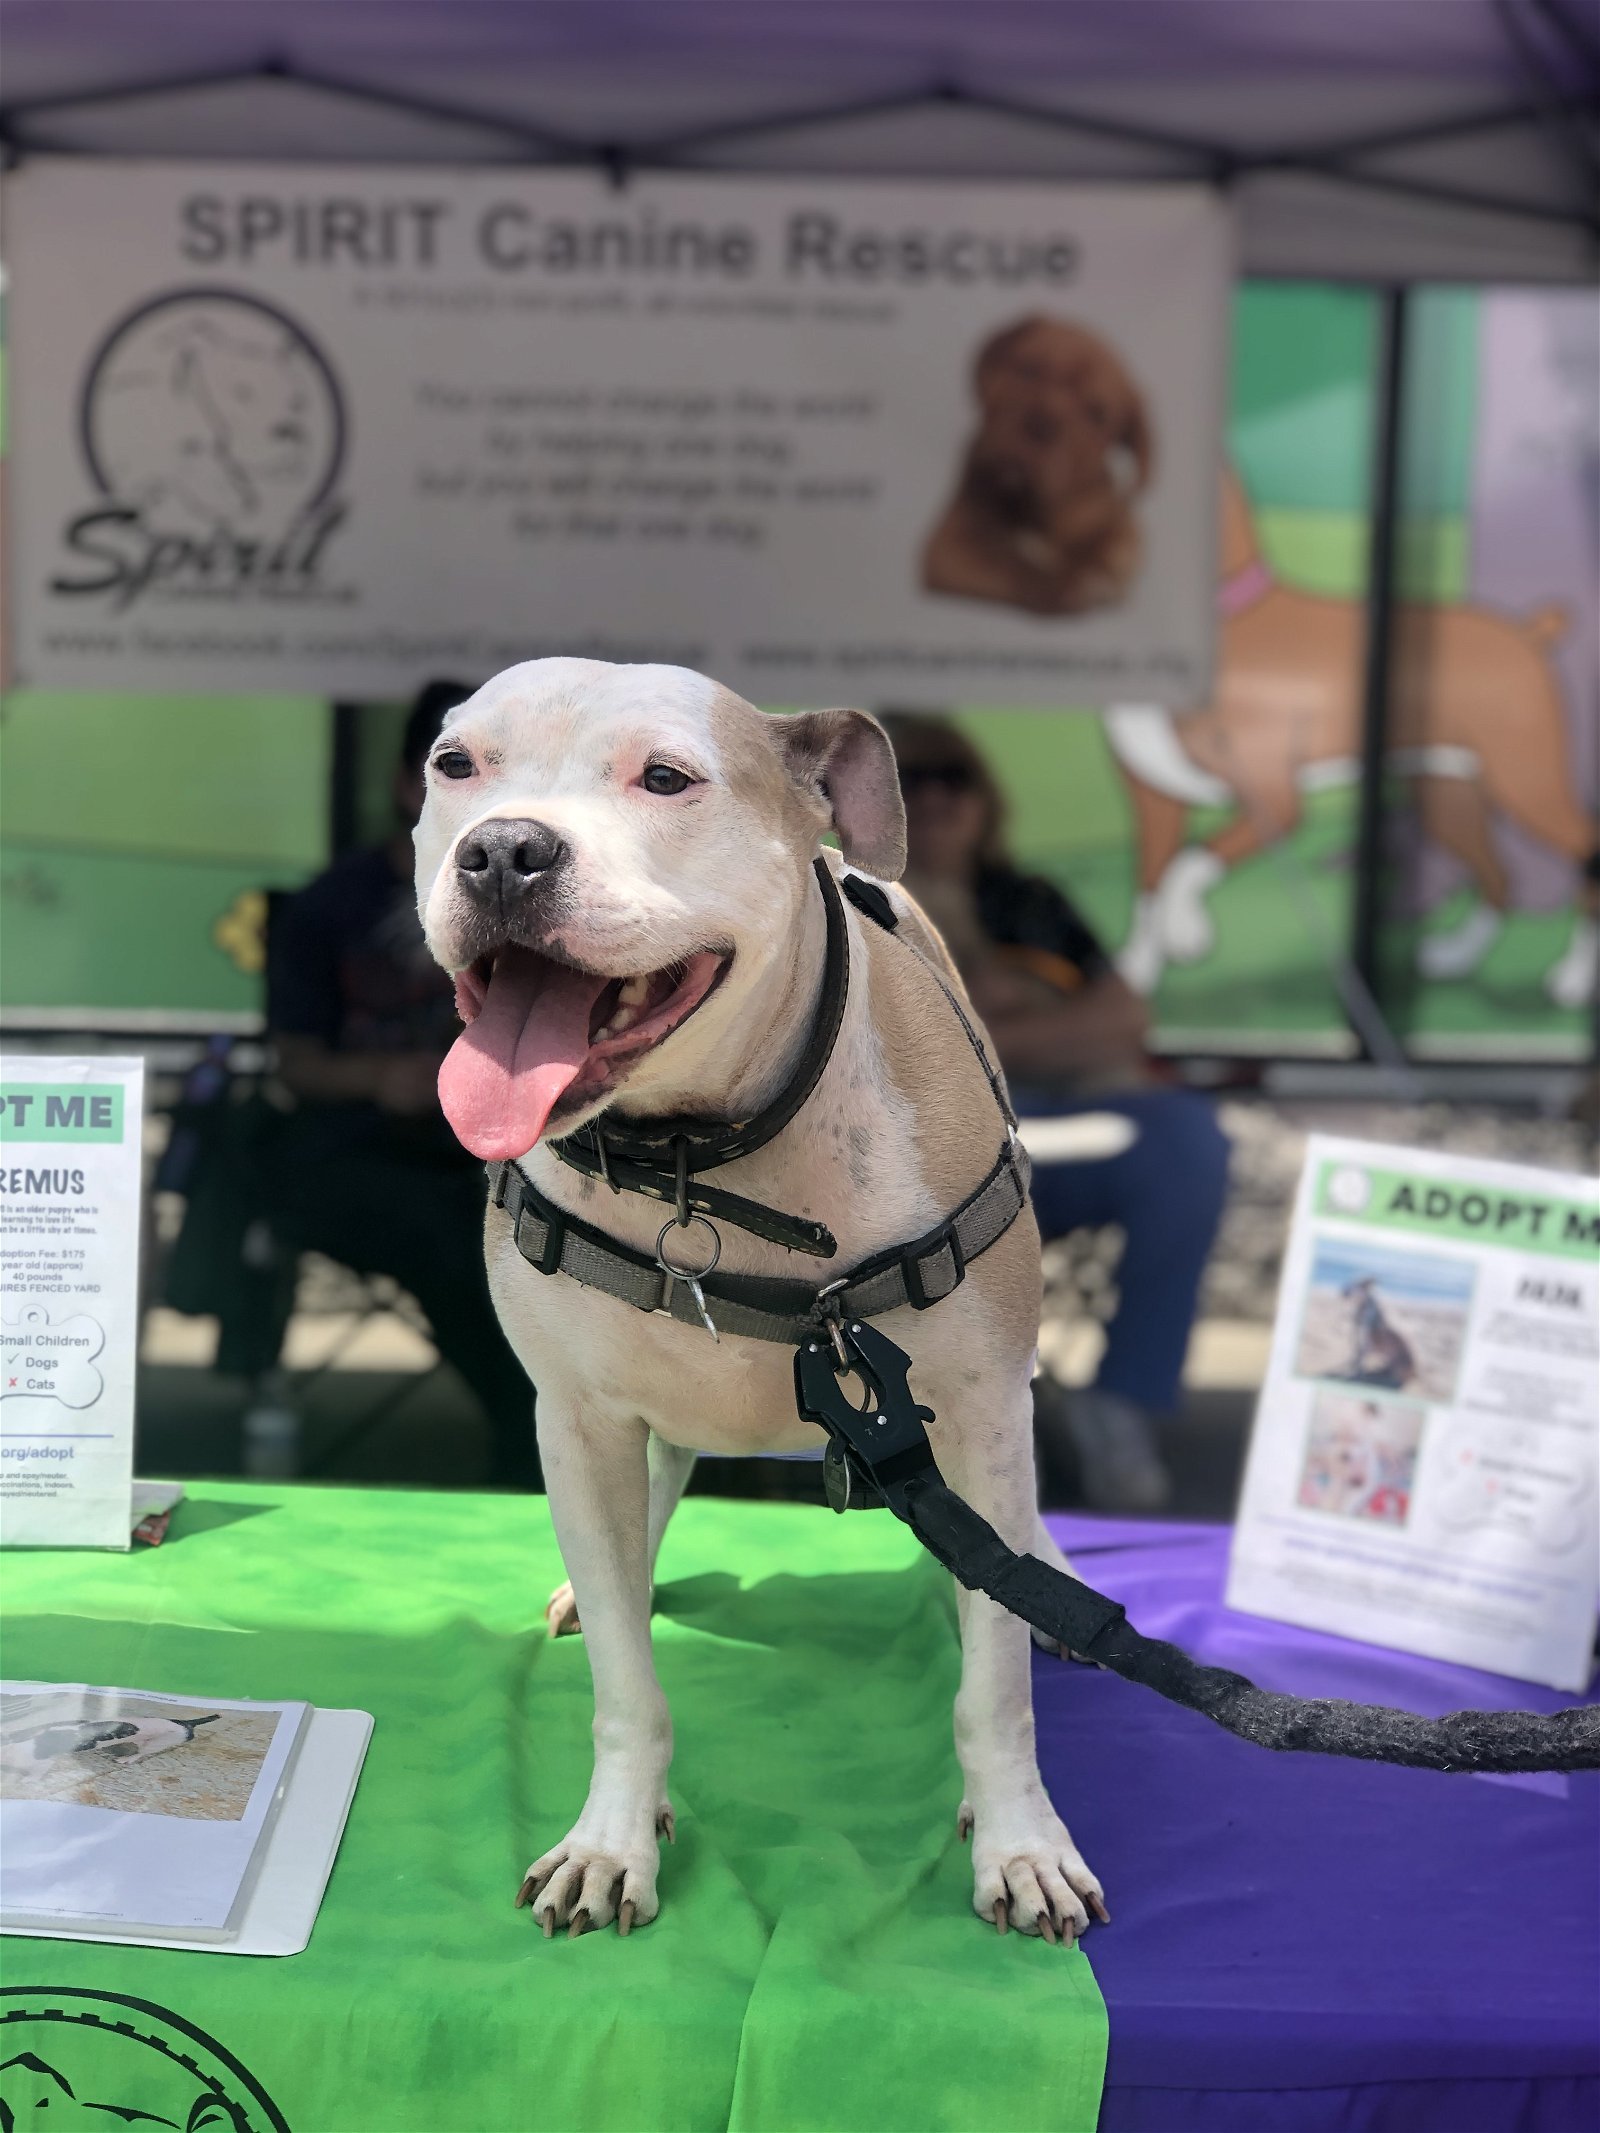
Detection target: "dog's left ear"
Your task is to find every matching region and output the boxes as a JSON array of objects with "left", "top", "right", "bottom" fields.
[{"left": 776, "top": 709, "right": 907, "bottom": 881}]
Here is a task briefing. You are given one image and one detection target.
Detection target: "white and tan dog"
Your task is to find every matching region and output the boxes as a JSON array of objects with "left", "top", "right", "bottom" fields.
[{"left": 414, "top": 657, "right": 1103, "bottom": 1944}]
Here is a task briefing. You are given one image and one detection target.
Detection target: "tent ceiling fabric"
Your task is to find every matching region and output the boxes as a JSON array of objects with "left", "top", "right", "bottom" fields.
[{"left": 2, "top": 0, "right": 1597, "bottom": 280}]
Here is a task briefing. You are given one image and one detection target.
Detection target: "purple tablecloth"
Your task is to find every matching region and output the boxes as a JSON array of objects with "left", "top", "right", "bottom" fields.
[{"left": 1038, "top": 1516, "right": 1600, "bottom": 2133}]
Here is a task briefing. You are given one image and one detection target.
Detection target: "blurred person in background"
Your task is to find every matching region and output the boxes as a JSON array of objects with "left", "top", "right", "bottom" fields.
[
  {"left": 268, "top": 679, "right": 541, "bottom": 1489},
  {"left": 879, "top": 711, "right": 1230, "bottom": 1512}
]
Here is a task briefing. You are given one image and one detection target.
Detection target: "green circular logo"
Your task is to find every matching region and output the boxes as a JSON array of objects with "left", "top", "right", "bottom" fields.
[{"left": 0, "top": 1988, "right": 288, "bottom": 2132}]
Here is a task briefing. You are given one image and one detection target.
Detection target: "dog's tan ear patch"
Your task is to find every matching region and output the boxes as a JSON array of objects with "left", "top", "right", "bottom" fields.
[{"left": 777, "top": 708, "right": 907, "bottom": 881}]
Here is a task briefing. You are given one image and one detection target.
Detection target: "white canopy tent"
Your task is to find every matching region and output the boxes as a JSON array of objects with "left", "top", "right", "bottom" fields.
[{"left": 2, "top": 0, "right": 1597, "bottom": 283}]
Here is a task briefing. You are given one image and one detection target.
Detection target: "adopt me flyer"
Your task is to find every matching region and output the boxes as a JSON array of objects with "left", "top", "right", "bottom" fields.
[
  {"left": 1229, "top": 1136, "right": 1599, "bottom": 1692},
  {"left": 0, "top": 1058, "right": 144, "bottom": 1549}
]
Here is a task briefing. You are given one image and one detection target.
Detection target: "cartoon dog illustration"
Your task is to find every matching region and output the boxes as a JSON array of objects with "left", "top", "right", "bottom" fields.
[
  {"left": 921, "top": 315, "right": 1154, "bottom": 617},
  {"left": 1107, "top": 467, "right": 1598, "bottom": 1009},
  {"left": 1340, "top": 1278, "right": 1418, "bottom": 1392},
  {"left": 93, "top": 310, "right": 325, "bottom": 538}
]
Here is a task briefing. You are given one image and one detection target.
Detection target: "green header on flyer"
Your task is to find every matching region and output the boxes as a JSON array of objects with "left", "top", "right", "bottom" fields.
[
  {"left": 1316, "top": 1158, "right": 1600, "bottom": 1261},
  {"left": 0, "top": 1084, "right": 126, "bottom": 1143}
]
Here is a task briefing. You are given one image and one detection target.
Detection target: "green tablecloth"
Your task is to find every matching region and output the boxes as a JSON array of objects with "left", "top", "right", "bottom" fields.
[{"left": 3, "top": 1483, "right": 1107, "bottom": 2133}]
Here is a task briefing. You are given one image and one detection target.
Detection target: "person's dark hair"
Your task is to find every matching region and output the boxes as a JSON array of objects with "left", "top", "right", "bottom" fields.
[
  {"left": 876, "top": 709, "right": 1012, "bottom": 869},
  {"left": 400, "top": 678, "right": 479, "bottom": 776}
]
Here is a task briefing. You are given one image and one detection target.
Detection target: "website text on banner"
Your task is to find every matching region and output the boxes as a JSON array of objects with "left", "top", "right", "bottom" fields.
[{"left": 4, "top": 162, "right": 1231, "bottom": 706}]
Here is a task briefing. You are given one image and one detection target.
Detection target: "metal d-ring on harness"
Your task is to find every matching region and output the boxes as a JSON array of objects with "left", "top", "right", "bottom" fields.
[{"left": 487, "top": 859, "right": 1600, "bottom": 1777}]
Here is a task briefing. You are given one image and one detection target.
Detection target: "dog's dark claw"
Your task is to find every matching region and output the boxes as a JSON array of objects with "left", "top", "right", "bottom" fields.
[
  {"left": 993, "top": 1898, "right": 1009, "bottom": 1936},
  {"left": 656, "top": 1805, "right": 676, "bottom": 1845},
  {"left": 1089, "top": 1892, "right": 1110, "bottom": 1926},
  {"left": 514, "top": 1874, "right": 536, "bottom": 1909},
  {"left": 541, "top": 1910, "right": 555, "bottom": 1939},
  {"left": 568, "top": 1907, "right": 590, "bottom": 1940},
  {"left": 618, "top": 1898, "right": 636, "bottom": 1937},
  {"left": 1038, "top": 1912, "right": 1058, "bottom": 1945},
  {"left": 956, "top": 1805, "right": 974, "bottom": 1843}
]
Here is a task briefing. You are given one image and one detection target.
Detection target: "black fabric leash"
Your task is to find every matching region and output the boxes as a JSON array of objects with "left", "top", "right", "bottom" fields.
[{"left": 797, "top": 1320, "right": 1600, "bottom": 1776}]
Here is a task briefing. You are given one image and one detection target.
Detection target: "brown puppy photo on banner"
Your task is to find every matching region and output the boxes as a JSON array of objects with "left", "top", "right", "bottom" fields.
[{"left": 921, "top": 314, "right": 1155, "bottom": 618}]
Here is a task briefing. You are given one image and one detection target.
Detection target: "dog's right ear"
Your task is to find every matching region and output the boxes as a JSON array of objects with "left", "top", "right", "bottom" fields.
[{"left": 776, "top": 709, "right": 907, "bottom": 881}]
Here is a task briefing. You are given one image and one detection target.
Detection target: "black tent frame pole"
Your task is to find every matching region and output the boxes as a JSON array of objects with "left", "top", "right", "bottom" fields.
[
  {"left": 330, "top": 702, "right": 361, "bottom": 859},
  {"left": 1495, "top": 0, "right": 1600, "bottom": 192},
  {"left": 1351, "top": 286, "right": 1410, "bottom": 1056},
  {"left": 1532, "top": 0, "right": 1600, "bottom": 69}
]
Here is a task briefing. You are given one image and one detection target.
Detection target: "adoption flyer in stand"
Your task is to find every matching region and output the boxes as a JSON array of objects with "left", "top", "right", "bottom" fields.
[
  {"left": 0, "top": 1057, "right": 144, "bottom": 1548},
  {"left": 1229, "top": 1135, "right": 1599, "bottom": 1692}
]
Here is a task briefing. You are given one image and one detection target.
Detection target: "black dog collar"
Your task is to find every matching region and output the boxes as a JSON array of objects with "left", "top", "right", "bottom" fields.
[{"left": 545, "top": 856, "right": 854, "bottom": 1257}]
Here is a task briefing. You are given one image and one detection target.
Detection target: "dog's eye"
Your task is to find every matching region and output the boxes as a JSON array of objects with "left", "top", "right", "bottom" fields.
[
  {"left": 432, "top": 749, "right": 476, "bottom": 781},
  {"left": 640, "top": 763, "right": 692, "bottom": 796}
]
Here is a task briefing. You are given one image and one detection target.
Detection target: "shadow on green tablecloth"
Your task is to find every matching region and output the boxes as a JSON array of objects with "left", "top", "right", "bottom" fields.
[{"left": 3, "top": 1484, "right": 1107, "bottom": 2133}]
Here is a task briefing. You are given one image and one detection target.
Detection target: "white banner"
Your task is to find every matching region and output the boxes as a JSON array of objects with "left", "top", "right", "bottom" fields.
[
  {"left": 1228, "top": 1136, "right": 1599, "bottom": 1693},
  {"left": 4, "top": 160, "right": 1230, "bottom": 705},
  {"left": 0, "top": 1058, "right": 145, "bottom": 1550}
]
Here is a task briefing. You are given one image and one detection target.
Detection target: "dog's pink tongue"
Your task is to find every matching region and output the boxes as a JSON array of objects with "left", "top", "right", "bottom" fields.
[{"left": 438, "top": 947, "right": 609, "bottom": 1161}]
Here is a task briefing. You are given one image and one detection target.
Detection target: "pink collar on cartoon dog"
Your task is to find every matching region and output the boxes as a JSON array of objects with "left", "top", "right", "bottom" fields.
[{"left": 1219, "top": 557, "right": 1274, "bottom": 618}]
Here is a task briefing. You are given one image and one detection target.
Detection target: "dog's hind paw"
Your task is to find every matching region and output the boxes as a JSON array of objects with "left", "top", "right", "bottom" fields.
[
  {"left": 1029, "top": 1627, "right": 1100, "bottom": 1664},
  {"left": 545, "top": 1581, "right": 582, "bottom": 1638}
]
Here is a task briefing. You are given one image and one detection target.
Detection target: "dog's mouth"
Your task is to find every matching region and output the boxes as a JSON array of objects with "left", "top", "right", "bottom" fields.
[{"left": 438, "top": 942, "right": 731, "bottom": 1161}]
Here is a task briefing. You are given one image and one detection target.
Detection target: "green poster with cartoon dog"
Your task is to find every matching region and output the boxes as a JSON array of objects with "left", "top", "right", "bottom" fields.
[{"left": 973, "top": 284, "right": 1595, "bottom": 1058}]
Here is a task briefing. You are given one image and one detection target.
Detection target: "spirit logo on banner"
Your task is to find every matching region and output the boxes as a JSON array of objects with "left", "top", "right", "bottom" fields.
[{"left": 53, "top": 287, "right": 349, "bottom": 612}]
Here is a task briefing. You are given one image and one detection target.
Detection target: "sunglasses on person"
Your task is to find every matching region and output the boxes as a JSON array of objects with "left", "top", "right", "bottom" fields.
[{"left": 898, "top": 763, "right": 977, "bottom": 796}]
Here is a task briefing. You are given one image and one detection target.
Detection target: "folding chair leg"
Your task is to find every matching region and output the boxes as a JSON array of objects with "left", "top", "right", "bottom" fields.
[{"left": 241, "top": 1369, "right": 303, "bottom": 1479}]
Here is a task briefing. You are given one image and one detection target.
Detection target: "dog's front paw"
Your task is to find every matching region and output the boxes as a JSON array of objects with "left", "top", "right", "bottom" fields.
[
  {"left": 964, "top": 1803, "right": 1108, "bottom": 1944},
  {"left": 515, "top": 1804, "right": 674, "bottom": 1938}
]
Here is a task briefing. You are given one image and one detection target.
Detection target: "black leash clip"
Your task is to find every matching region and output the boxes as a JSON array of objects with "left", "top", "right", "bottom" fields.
[{"left": 794, "top": 1316, "right": 937, "bottom": 1514}]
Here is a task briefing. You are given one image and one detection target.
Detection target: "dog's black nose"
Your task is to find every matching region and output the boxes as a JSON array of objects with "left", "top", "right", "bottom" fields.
[
  {"left": 454, "top": 818, "right": 566, "bottom": 894},
  {"left": 1022, "top": 409, "right": 1060, "bottom": 446}
]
